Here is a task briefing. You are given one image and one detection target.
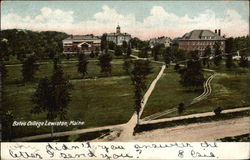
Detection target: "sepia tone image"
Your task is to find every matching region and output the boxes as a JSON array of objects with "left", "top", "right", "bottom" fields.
[{"left": 0, "top": 0, "right": 249, "bottom": 143}]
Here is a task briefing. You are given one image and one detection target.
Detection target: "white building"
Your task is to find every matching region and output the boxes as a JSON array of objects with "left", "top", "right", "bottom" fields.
[
  {"left": 149, "top": 36, "right": 172, "bottom": 48},
  {"left": 106, "top": 25, "right": 132, "bottom": 46}
]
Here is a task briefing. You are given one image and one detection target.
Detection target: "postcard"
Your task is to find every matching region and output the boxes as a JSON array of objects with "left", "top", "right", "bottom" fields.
[{"left": 0, "top": 0, "right": 249, "bottom": 159}]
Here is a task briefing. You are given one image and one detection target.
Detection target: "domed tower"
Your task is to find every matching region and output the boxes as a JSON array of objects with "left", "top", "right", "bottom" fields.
[{"left": 116, "top": 25, "right": 121, "bottom": 33}]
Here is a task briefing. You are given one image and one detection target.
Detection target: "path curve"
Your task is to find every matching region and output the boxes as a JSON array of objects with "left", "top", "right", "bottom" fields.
[{"left": 141, "top": 70, "right": 216, "bottom": 121}]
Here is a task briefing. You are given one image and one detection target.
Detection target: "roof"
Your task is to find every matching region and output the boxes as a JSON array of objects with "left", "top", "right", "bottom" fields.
[
  {"left": 107, "top": 32, "right": 131, "bottom": 36},
  {"left": 63, "top": 35, "right": 100, "bottom": 41},
  {"left": 149, "top": 36, "right": 171, "bottom": 43},
  {"left": 180, "top": 30, "right": 225, "bottom": 41}
]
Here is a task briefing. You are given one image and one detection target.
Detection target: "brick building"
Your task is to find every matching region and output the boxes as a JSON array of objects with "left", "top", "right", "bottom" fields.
[
  {"left": 179, "top": 29, "right": 226, "bottom": 55},
  {"left": 62, "top": 35, "right": 101, "bottom": 55}
]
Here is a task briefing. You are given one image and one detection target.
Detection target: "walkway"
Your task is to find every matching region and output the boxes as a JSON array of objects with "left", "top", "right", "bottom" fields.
[{"left": 134, "top": 117, "right": 250, "bottom": 141}]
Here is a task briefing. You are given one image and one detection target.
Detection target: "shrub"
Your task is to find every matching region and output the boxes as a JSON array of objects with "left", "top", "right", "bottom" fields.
[{"left": 214, "top": 107, "right": 222, "bottom": 116}]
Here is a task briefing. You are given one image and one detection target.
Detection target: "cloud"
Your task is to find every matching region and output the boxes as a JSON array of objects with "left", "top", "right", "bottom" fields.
[{"left": 1, "top": 5, "right": 249, "bottom": 39}]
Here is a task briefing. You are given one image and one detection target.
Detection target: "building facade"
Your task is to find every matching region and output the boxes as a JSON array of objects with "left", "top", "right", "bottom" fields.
[
  {"left": 178, "top": 29, "right": 226, "bottom": 55},
  {"left": 63, "top": 35, "right": 101, "bottom": 55},
  {"left": 106, "top": 25, "right": 132, "bottom": 46},
  {"left": 149, "top": 36, "right": 171, "bottom": 48}
]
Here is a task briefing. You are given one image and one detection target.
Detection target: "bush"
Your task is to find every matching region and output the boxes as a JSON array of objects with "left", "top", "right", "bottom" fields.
[
  {"left": 214, "top": 107, "right": 222, "bottom": 116},
  {"left": 178, "top": 103, "right": 185, "bottom": 115}
]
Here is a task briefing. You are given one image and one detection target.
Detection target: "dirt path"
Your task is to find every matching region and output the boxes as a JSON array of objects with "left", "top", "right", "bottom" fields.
[
  {"left": 115, "top": 64, "right": 166, "bottom": 141},
  {"left": 141, "top": 107, "right": 250, "bottom": 125},
  {"left": 133, "top": 117, "right": 250, "bottom": 142}
]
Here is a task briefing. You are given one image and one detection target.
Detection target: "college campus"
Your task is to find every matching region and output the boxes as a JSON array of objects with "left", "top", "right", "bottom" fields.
[{"left": 0, "top": 1, "right": 249, "bottom": 142}]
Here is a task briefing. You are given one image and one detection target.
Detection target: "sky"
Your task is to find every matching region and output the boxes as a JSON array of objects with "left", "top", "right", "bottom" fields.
[{"left": 1, "top": 1, "right": 249, "bottom": 40}]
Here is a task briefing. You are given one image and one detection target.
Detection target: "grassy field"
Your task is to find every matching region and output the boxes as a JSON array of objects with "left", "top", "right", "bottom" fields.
[
  {"left": 141, "top": 65, "right": 204, "bottom": 118},
  {"left": 5, "top": 59, "right": 129, "bottom": 84},
  {"left": 3, "top": 59, "right": 162, "bottom": 139},
  {"left": 155, "top": 61, "right": 250, "bottom": 119}
]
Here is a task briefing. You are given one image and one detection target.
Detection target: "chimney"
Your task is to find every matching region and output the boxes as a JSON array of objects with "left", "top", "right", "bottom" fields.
[
  {"left": 218, "top": 29, "right": 221, "bottom": 36},
  {"left": 215, "top": 29, "right": 217, "bottom": 34}
]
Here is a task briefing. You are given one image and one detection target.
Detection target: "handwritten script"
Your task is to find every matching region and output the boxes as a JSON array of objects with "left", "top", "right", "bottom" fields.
[{"left": 1, "top": 142, "right": 249, "bottom": 159}]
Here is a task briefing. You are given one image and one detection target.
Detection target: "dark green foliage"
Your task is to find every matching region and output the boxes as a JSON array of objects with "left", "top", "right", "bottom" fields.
[
  {"left": 31, "top": 77, "right": 51, "bottom": 114},
  {"left": 214, "top": 107, "right": 222, "bottom": 116},
  {"left": 0, "top": 39, "right": 10, "bottom": 60},
  {"left": 172, "top": 47, "right": 187, "bottom": 62},
  {"left": 114, "top": 46, "right": 123, "bottom": 56},
  {"left": 163, "top": 47, "right": 172, "bottom": 66},
  {"left": 22, "top": 56, "right": 39, "bottom": 82},
  {"left": 189, "top": 50, "right": 199, "bottom": 60},
  {"left": 131, "top": 60, "right": 152, "bottom": 124},
  {"left": 31, "top": 66, "right": 72, "bottom": 120},
  {"left": 122, "top": 41, "right": 128, "bottom": 53},
  {"left": 0, "top": 61, "right": 7, "bottom": 82},
  {"left": 202, "top": 46, "right": 211, "bottom": 67},
  {"left": 101, "top": 33, "right": 108, "bottom": 52},
  {"left": 90, "top": 51, "right": 95, "bottom": 58},
  {"left": 98, "top": 53, "right": 112, "bottom": 75},
  {"left": 130, "top": 37, "right": 149, "bottom": 50},
  {"left": 225, "top": 54, "right": 233, "bottom": 69},
  {"left": 178, "top": 103, "right": 185, "bottom": 115},
  {"left": 174, "top": 63, "right": 180, "bottom": 71},
  {"left": 225, "top": 37, "right": 235, "bottom": 53},
  {"left": 77, "top": 54, "right": 88, "bottom": 77},
  {"left": 0, "top": 29, "right": 68, "bottom": 60},
  {"left": 123, "top": 56, "right": 132, "bottom": 75},
  {"left": 108, "top": 41, "right": 116, "bottom": 50},
  {"left": 127, "top": 45, "right": 132, "bottom": 56},
  {"left": 179, "top": 60, "right": 205, "bottom": 87},
  {"left": 239, "top": 55, "right": 249, "bottom": 68},
  {"left": 138, "top": 48, "right": 148, "bottom": 58},
  {"left": 213, "top": 42, "right": 222, "bottom": 66}
]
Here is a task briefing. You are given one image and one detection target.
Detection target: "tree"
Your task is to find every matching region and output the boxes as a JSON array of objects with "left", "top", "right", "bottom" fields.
[
  {"left": 31, "top": 66, "right": 72, "bottom": 137},
  {"left": 0, "top": 39, "right": 10, "bottom": 61},
  {"left": 213, "top": 42, "right": 222, "bottom": 66},
  {"left": 108, "top": 41, "right": 116, "bottom": 50},
  {"left": 123, "top": 56, "right": 132, "bottom": 75},
  {"left": 178, "top": 103, "right": 185, "bottom": 115},
  {"left": 203, "top": 46, "right": 211, "bottom": 67},
  {"left": 225, "top": 37, "right": 235, "bottom": 53},
  {"left": 225, "top": 54, "right": 233, "bottom": 69},
  {"left": 179, "top": 60, "right": 205, "bottom": 88},
  {"left": 239, "top": 55, "right": 249, "bottom": 68},
  {"left": 122, "top": 41, "right": 128, "bottom": 53},
  {"left": 101, "top": 33, "right": 108, "bottom": 52},
  {"left": 77, "top": 53, "right": 89, "bottom": 78},
  {"left": 90, "top": 51, "right": 95, "bottom": 58},
  {"left": 130, "top": 60, "right": 152, "bottom": 124},
  {"left": 114, "top": 46, "right": 123, "bottom": 56},
  {"left": 98, "top": 53, "right": 112, "bottom": 75},
  {"left": 138, "top": 48, "right": 148, "bottom": 58},
  {"left": 163, "top": 47, "right": 172, "bottom": 67},
  {"left": 22, "top": 56, "right": 39, "bottom": 82},
  {"left": 127, "top": 45, "right": 132, "bottom": 57},
  {"left": 0, "top": 61, "right": 7, "bottom": 83},
  {"left": 189, "top": 50, "right": 199, "bottom": 60},
  {"left": 214, "top": 107, "right": 222, "bottom": 116}
]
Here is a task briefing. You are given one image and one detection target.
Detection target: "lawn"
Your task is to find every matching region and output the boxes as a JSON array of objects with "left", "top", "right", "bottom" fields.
[
  {"left": 151, "top": 61, "right": 250, "bottom": 119},
  {"left": 5, "top": 59, "right": 129, "bottom": 84},
  {"left": 141, "top": 66, "right": 204, "bottom": 118},
  {"left": 2, "top": 59, "right": 162, "bottom": 139}
]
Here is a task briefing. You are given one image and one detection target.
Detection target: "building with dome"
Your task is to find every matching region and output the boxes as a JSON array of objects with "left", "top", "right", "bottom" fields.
[{"left": 106, "top": 25, "right": 132, "bottom": 46}]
